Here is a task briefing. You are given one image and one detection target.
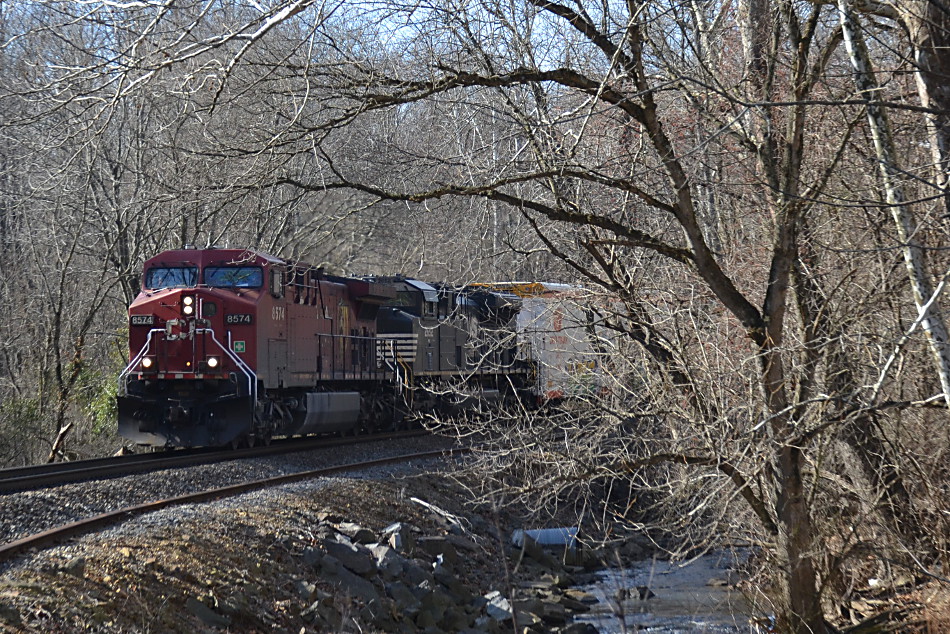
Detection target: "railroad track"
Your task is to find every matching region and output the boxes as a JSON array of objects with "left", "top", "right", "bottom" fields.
[
  {"left": 0, "top": 430, "right": 430, "bottom": 494},
  {"left": 0, "top": 443, "right": 464, "bottom": 564}
]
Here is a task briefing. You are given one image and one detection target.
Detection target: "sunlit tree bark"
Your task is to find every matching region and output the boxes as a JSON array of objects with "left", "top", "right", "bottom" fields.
[{"left": 839, "top": 0, "right": 950, "bottom": 411}]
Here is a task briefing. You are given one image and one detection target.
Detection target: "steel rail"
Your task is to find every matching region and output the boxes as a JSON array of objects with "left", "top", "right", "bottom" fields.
[
  {"left": 0, "top": 430, "right": 431, "bottom": 495},
  {"left": 0, "top": 446, "right": 465, "bottom": 564},
  {"left": 0, "top": 449, "right": 212, "bottom": 484}
]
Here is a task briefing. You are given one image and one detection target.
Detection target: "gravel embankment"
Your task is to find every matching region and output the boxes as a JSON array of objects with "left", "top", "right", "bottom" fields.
[
  {"left": 0, "top": 445, "right": 528, "bottom": 633},
  {"left": 0, "top": 434, "right": 457, "bottom": 557}
]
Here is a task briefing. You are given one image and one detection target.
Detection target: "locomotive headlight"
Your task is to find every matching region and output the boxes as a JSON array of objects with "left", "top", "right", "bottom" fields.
[
  {"left": 182, "top": 295, "right": 195, "bottom": 316},
  {"left": 206, "top": 356, "right": 219, "bottom": 369}
]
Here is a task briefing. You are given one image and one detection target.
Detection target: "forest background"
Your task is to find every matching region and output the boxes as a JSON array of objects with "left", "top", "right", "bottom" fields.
[{"left": 2, "top": 0, "right": 950, "bottom": 631}]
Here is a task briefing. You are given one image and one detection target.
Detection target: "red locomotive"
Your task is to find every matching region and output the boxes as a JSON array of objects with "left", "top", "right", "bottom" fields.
[{"left": 118, "top": 247, "right": 397, "bottom": 447}]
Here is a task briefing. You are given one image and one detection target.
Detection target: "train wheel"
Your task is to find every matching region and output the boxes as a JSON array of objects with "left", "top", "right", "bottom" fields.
[{"left": 364, "top": 393, "right": 394, "bottom": 432}]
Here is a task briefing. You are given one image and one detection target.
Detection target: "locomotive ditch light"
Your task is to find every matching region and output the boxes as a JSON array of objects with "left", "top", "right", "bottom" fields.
[
  {"left": 140, "top": 356, "right": 156, "bottom": 371},
  {"left": 206, "top": 356, "right": 219, "bottom": 369}
]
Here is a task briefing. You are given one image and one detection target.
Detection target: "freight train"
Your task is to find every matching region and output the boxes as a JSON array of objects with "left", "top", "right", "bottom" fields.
[{"left": 118, "top": 247, "right": 602, "bottom": 448}]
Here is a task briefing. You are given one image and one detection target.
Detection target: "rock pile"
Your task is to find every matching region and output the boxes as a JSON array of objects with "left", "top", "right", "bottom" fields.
[{"left": 253, "top": 510, "right": 602, "bottom": 633}]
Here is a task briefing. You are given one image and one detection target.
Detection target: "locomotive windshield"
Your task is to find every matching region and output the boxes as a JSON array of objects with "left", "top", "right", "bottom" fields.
[
  {"left": 145, "top": 266, "right": 198, "bottom": 290},
  {"left": 204, "top": 266, "right": 263, "bottom": 288}
]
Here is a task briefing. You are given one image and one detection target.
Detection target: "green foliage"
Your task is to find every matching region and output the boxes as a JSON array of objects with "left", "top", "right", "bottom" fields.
[
  {"left": 82, "top": 372, "right": 118, "bottom": 436},
  {"left": 0, "top": 397, "right": 45, "bottom": 466},
  {"left": 0, "top": 397, "right": 43, "bottom": 430},
  {"left": 75, "top": 361, "right": 120, "bottom": 437},
  {"left": 72, "top": 334, "right": 126, "bottom": 438}
]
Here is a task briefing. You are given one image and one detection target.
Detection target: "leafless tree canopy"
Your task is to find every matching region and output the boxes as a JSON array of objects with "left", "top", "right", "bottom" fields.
[{"left": 2, "top": 0, "right": 950, "bottom": 630}]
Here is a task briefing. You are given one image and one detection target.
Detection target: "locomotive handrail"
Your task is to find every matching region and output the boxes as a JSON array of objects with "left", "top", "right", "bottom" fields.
[
  {"left": 311, "top": 333, "right": 387, "bottom": 381},
  {"left": 385, "top": 341, "right": 402, "bottom": 392},
  {"left": 117, "top": 328, "right": 165, "bottom": 395},
  {"left": 196, "top": 328, "right": 257, "bottom": 405},
  {"left": 117, "top": 327, "right": 257, "bottom": 407}
]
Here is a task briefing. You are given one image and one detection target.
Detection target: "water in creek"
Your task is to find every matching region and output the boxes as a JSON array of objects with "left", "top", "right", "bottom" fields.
[{"left": 572, "top": 550, "right": 765, "bottom": 633}]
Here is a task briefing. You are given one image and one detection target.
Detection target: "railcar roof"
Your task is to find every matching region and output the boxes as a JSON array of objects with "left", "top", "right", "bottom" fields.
[{"left": 468, "top": 282, "right": 584, "bottom": 297}]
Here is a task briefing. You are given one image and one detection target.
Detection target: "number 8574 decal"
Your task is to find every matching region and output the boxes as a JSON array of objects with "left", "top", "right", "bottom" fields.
[{"left": 225, "top": 314, "right": 253, "bottom": 325}]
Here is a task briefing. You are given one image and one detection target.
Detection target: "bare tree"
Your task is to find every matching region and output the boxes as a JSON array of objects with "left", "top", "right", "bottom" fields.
[{"left": 3, "top": 2, "right": 950, "bottom": 630}]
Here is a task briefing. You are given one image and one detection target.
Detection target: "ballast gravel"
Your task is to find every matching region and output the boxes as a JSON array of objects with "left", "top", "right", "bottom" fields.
[
  {"left": 0, "top": 460, "right": 522, "bottom": 633},
  {"left": 92, "top": 460, "right": 432, "bottom": 542},
  {"left": 0, "top": 434, "right": 457, "bottom": 563}
]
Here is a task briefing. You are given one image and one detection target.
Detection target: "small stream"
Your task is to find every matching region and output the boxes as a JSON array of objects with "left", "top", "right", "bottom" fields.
[{"left": 572, "top": 550, "right": 763, "bottom": 633}]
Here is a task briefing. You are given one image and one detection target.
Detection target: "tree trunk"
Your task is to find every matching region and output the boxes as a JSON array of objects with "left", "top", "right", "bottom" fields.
[
  {"left": 903, "top": 0, "right": 950, "bottom": 217},
  {"left": 839, "top": 0, "right": 950, "bottom": 409},
  {"left": 46, "top": 423, "right": 73, "bottom": 463},
  {"left": 760, "top": 339, "right": 830, "bottom": 634},
  {"left": 774, "top": 443, "right": 828, "bottom": 633}
]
